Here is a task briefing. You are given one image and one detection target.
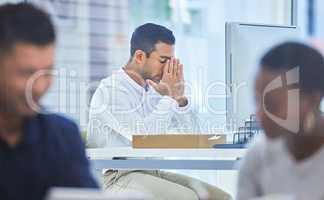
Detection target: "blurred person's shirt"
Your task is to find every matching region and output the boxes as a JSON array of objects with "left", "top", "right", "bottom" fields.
[
  {"left": 0, "top": 113, "right": 98, "bottom": 200},
  {"left": 87, "top": 69, "right": 200, "bottom": 147},
  {"left": 236, "top": 134, "right": 324, "bottom": 200}
]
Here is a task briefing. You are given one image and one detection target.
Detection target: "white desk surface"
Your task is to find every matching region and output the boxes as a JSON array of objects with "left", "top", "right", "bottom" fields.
[{"left": 86, "top": 147, "right": 246, "bottom": 160}]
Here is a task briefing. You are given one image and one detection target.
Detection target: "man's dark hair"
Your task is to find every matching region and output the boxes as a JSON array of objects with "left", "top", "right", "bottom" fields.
[
  {"left": 260, "top": 41, "right": 324, "bottom": 95},
  {"left": 0, "top": 3, "right": 55, "bottom": 54},
  {"left": 130, "top": 23, "right": 175, "bottom": 57}
]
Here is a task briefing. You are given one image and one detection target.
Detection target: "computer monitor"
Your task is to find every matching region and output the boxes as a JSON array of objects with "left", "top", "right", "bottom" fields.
[{"left": 225, "top": 22, "right": 300, "bottom": 129}]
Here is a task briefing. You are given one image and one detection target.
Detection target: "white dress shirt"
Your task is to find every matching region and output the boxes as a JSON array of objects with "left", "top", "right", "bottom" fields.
[
  {"left": 87, "top": 69, "right": 200, "bottom": 148},
  {"left": 237, "top": 134, "right": 324, "bottom": 200}
]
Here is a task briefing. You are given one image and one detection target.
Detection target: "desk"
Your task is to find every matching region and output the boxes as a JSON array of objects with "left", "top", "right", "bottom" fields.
[{"left": 87, "top": 147, "right": 246, "bottom": 170}]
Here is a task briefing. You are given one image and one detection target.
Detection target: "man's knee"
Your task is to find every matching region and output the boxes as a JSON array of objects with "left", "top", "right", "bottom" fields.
[
  {"left": 168, "top": 186, "right": 199, "bottom": 200},
  {"left": 104, "top": 172, "right": 199, "bottom": 200}
]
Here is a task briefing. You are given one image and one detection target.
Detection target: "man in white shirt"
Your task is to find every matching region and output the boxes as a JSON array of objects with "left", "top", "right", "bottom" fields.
[{"left": 87, "top": 23, "right": 231, "bottom": 200}]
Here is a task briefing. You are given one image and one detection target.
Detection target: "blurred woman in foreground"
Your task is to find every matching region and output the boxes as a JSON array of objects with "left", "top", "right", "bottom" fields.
[{"left": 236, "top": 42, "right": 324, "bottom": 200}]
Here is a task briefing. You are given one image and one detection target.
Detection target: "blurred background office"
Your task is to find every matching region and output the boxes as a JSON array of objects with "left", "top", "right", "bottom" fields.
[
  {"left": 1, "top": 0, "right": 319, "bottom": 131},
  {"left": 0, "top": 0, "right": 319, "bottom": 131},
  {"left": 1, "top": 0, "right": 323, "bottom": 197}
]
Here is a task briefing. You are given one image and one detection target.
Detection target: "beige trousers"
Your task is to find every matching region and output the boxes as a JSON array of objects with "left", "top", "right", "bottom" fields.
[{"left": 103, "top": 170, "right": 232, "bottom": 200}]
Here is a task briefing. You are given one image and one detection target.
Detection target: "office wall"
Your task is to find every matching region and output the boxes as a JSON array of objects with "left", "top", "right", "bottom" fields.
[{"left": 25, "top": 0, "right": 129, "bottom": 130}]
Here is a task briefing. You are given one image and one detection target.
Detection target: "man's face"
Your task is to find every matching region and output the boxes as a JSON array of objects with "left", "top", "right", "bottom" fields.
[
  {"left": 0, "top": 43, "right": 54, "bottom": 117},
  {"left": 141, "top": 42, "right": 174, "bottom": 83}
]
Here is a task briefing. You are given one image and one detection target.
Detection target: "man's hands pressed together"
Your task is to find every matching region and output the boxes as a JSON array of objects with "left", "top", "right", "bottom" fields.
[{"left": 147, "top": 57, "right": 188, "bottom": 107}]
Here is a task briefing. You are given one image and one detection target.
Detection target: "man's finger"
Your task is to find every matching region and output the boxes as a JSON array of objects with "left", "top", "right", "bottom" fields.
[
  {"left": 163, "top": 59, "right": 170, "bottom": 75},
  {"left": 173, "top": 59, "right": 179, "bottom": 75},
  {"left": 177, "top": 61, "right": 182, "bottom": 75},
  {"left": 178, "top": 63, "right": 184, "bottom": 80},
  {"left": 169, "top": 57, "right": 174, "bottom": 74}
]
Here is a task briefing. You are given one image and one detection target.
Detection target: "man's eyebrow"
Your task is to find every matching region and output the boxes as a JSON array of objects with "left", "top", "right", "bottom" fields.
[
  {"left": 160, "top": 56, "right": 171, "bottom": 60},
  {"left": 22, "top": 65, "right": 54, "bottom": 72}
]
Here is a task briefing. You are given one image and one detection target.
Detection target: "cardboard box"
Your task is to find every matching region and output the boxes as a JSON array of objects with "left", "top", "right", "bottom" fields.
[{"left": 132, "top": 134, "right": 226, "bottom": 148}]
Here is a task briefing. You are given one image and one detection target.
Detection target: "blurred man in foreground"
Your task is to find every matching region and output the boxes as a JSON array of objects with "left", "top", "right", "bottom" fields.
[{"left": 0, "top": 3, "right": 98, "bottom": 200}]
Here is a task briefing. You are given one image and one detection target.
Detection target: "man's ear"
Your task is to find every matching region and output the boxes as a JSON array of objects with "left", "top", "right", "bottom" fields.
[{"left": 133, "top": 50, "right": 147, "bottom": 65}]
